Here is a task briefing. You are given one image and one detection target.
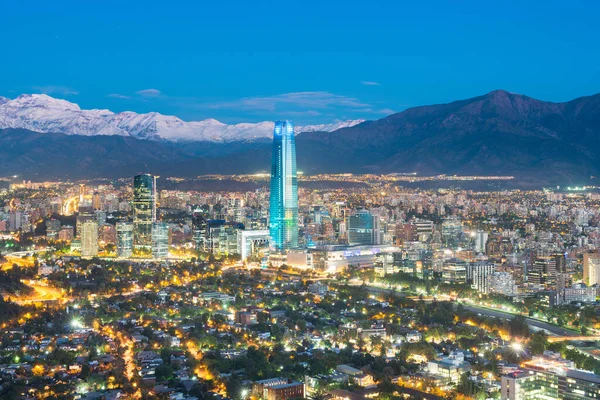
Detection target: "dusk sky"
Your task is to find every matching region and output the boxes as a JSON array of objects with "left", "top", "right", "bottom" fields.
[{"left": 2, "top": 0, "right": 600, "bottom": 124}]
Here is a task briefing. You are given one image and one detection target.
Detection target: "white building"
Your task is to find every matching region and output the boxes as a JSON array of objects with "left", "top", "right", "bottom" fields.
[{"left": 81, "top": 220, "right": 98, "bottom": 257}]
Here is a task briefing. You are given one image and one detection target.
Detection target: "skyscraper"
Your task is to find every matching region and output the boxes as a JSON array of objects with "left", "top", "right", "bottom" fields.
[
  {"left": 348, "top": 209, "right": 380, "bottom": 246},
  {"left": 269, "top": 121, "right": 298, "bottom": 251},
  {"left": 192, "top": 208, "right": 207, "bottom": 252},
  {"left": 133, "top": 174, "right": 156, "bottom": 251},
  {"left": 116, "top": 221, "right": 134, "bottom": 258},
  {"left": 81, "top": 220, "right": 98, "bottom": 257},
  {"left": 151, "top": 222, "right": 169, "bottom": 259}
]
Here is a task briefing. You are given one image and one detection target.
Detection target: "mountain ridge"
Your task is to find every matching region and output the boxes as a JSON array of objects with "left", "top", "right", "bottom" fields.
[
  {"left": 0, "top": 94, "right": 365, "bottom": 142},
  {"left": 1, "top": 89, "right": 599, "bottom": 186}
]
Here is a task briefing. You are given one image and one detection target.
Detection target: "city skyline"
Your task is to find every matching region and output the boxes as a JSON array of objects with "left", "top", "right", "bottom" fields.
[{"left": 3, "top": 3, "right": 600, "bottom": 400}]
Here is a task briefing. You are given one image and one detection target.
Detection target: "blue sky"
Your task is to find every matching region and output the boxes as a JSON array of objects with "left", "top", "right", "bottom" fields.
[{"left": 1, "top": 0, "right": 599, "bottom": 124}]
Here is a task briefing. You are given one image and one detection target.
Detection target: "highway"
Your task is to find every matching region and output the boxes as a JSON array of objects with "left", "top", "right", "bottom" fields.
[
  {"left": 460, "top": 303, "right": 579, "bottom": 337},
  {"left": 357, "top": 282, "right": 590, "bottom": 339},
  {"left": 5, "top": 281, "right": 67, "bottom": 305}
]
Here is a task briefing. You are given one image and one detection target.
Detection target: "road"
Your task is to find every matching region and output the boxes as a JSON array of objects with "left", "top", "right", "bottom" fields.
[
  {"left": 5, "top": 281, "right": 66, "bottom": 305},
  {"left": 460, "top": 303, "right": 579, "bottom": 337},
  {"left": 357, "top": 282, "right": 589, "bottom": 339}
]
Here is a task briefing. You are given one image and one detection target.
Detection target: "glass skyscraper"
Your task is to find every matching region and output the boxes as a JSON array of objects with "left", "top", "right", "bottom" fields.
[
  {"left": 133, "top": 174, "right": 156, "bottom": 251},
  {"left": 152, "top": 221, "right": 169, "bottom": 259},
  {"left": 269, "top": 120, "right": 298, "bottom": 251},
  {"left": 116, "top": 221, "right": 134, "bottom": 258}
]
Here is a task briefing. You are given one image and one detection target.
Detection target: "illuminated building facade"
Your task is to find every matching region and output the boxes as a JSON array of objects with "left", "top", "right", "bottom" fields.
[
  {"left": 347, "top": 209, "right": 380, "bottom": 245},
  {"left": 269, "top": 121, "right": 298, "bottom": 251},
  {"left": 192, "top": 208, "right": 207, "bottom": 251},
  {"left": 151, "top": 221, "right": 169, "bottom": 259},
  {"left": 133, "top": 174, "right": 156, "bottom": 250},
  {"left": 501, "top": 353, "right": 600, "bottom": 400},
  {"left": 81, "top": 220, "right": 98, "bottom": 257},
  {"left": 116, "top": 221, "right": 134, "bottom": 258}
]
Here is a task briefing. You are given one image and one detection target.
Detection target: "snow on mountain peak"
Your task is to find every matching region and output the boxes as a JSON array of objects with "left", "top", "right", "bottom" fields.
[{"left": 0, "top": 94, "right": 366, "bottom": 142}]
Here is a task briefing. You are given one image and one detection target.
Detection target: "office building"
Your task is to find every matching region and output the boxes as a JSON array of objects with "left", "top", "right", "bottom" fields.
[
  {"left": 252, "top": 378, "right": 305, "bottom": 400},
  {"left": 151, "top": 222, "right": 169, "bottom": 259},
  {"left": 81, "top": 220, "right": 98, "bottom": 257},
  {"left": 469, "top": 261, "right": 496, "bottom": 293},
  {"left": 442, "top": 258, "right": 468, "bottom": 284},
  {"left": 237, "top": 229, "right": 270, "bottom": 260},
  {"left": 269, "top": 120, "right": 298, "bottom": 251},
  {"left": 76, "top": 206, "right": 96, "bottom": 238},
  {"left": 46, "top": 219, "right": 61, "bottom": 240},
  {"left": 489, "top": 272, "right": 517, "bottom": 296},
  {"left": 528, "top": 256, "right": 557, "bottom": 288},
  {"left": 58, "top": 225, "right": 74, "bottom": 242},
  {"left": 474, "top": 230, "right": 488, "bottom": 253},
  {"left": 192, "top": 208, "right": 207, "bottom": 251},
  {"left": 133, "top": 174, "right": 156, "bottom": 250},
  {"left": 501, "top": 352, "right": 600, "bottom": 400},
  {"left": 92, "top": 192, "right": 101, "bottom": 210},
  {"left": 348, "top": 209, "right": 380, "bottom": 246},
  {"left": 116, "top": 222, "right": 134, "bottom": 258},
  {"left": 584, "top": 252, "right": 600, "bottom": 286}
]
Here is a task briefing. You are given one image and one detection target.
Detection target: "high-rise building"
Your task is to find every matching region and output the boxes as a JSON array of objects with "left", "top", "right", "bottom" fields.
[
  {"left": 583, "top": 252, "right": 600, "bottom": 286},
  {"left": 133, "top": 174, "right": 156, "bottom": 250},
  {"left": 152, "top": 222, "right": 169, "bottom": 259},
  {"left": 474, "top": 230, "right": 488, "bottom": 253},
  {"left": 348, "top": 210, "right": 380, "bottom": 246},
  {"left": 528, "top": 256, "right": 557, "bottom": 288},
  {"left": 46, "top": 219, "right": 61, "bottom": 240},
  {"left": 269, "top": 121, "right": 298, "bottom": 251},
  {"left": 9, "top": 211, "right": 23, "bottom": 231},
  {"left": 468, "top": 261, "right": 496, "bottom": 293},
  {"left": 81, "top": 220, "right": 98, "bottom": 257},
  {"left": 92, "top": 192, "right": 101, "bottom": 210},
  {"left": 116, "top": 222, "right": 134, "bottom": 258},
  {"left": 76, "top": 206, "right": 95, "bottom": 238},
  {"left": 192, "top": 208, "right": 207, "bottom": 252}
]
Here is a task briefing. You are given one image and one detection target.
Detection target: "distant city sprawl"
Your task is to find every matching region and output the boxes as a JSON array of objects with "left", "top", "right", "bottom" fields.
[{"left": 2, "top": 164, "right": 600, "bottom": 399}]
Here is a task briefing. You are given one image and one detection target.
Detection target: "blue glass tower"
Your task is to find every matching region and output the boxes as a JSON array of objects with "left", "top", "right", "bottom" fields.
[{"left": 269, "top": 121, "right": 298, "bottom": 251}]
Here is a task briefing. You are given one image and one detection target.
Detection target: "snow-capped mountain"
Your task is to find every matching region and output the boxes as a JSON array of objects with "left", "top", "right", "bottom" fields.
[{"left": 0, "top": 94, "right": 365, "bottom": 142}]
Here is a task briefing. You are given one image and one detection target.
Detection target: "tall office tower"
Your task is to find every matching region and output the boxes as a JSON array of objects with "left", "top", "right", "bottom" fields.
[
  {"left": 46, "top": 219, "right": 61, "bottom": 240},
  {"left": 192, "top": 208, "right": 207, "bottom": 251},
  {"left": 76, "top": 206, "right": 95, "bottom": 238},
  {"left": 269, "top": 120, "right": 298, "bottom": 251},
  {"left": 133, "top": 174, "right": 156, "bottom": 250},
  {"left": 151, "top": 222, "right": 169, "bottom": 259},
  {"left": 79, "top": 184, "right": 86, "bottom": 203},
  {"left": 92, "top": 192, "right": 101, "bottom": 210},
  {"left": 474, "top": 230, "right": 489, "bottom": 253},
  {"left": 347, "top": 209, "right": 379, "bottom": 246},
  {"left": 81, "top": 220, "right": 99, "bottom": 257},
  {"left": 116, "top": 221, "right": 134, "bottom": 258},
  {"left": 9, "top": 211, "right": 23, "bottom": 231},
  {"left": 528, "top": 256, "right": 557, "bottom": 288},
  {"left": 584, "top": 252, "right": 600, "bottom": 286}
]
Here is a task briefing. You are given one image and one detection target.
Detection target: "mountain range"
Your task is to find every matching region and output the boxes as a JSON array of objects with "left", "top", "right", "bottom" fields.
[
  {"left": 0, "top": 94, "right": 363, "bottom": 142},
  {"left": 1, "top": 90, "right": 599, "bottom": 186}
]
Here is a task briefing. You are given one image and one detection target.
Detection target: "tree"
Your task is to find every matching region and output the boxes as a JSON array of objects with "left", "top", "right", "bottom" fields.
[
  {"left": 155, "top": 365, "right": 174, "bottom": 382},
  {"left": 529, "top": 332, "right": 548, "bottom": 355}
]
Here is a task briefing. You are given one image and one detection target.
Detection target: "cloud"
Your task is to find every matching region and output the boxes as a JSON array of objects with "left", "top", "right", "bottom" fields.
[
  {"left": 361, "top": 81, "right": 381, "bottom": 86},
  {"left": 106, "top": 93, "right": 131, "bottom": 99},
  {"left": 286, "top": 110, "right": 322, "bottom": 117},
  {"left": 32, "top": 85, "right": 78, "bottom": 96},
  {"left": 378, "top": 108, "right": 395, "bottom": 114},
  {"left": 209, "top": 91, "right": 369, "bottom": 111},
  {"left": 135, "top": 88, "right": 162, "bottom": 97}
]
